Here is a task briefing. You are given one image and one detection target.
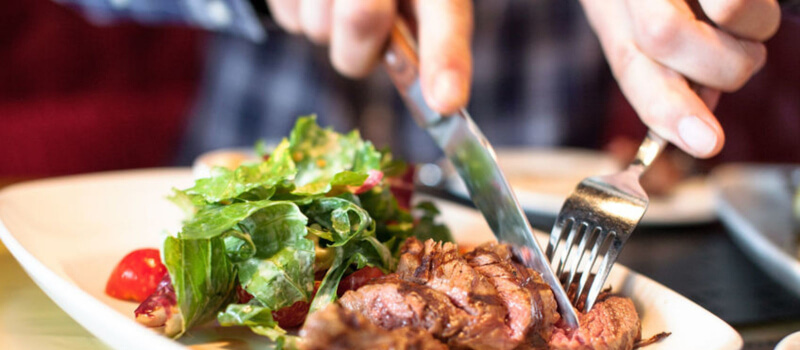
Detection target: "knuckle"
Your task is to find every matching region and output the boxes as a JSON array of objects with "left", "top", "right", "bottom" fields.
[
  {"left": 303, "top": 23, "right": 330, "bottom": 44},
  {"left": 724, "top": 43, "right": 766, "bottom": 91},
  {"left": 330, "top": 50, "right": 370, "bottom": 79},
  {"left": 335, "top": 0, "right": 394, "bottom": 36},
  {"left": 703, "top": 0, "right": 746, "bottom": 26},
  {"left": 634, "top": 10, "right": 682, "bottom": 58}
]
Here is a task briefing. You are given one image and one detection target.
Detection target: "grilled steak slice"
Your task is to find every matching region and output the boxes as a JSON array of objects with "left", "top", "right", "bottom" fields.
[
  {"left": 300, "top": 304, "right": 447, "bottom": 350},
  {"left": 338, "top": 275, "right": 470, "bottom": 339},
  {"left": 464, "top": 242, "right": 560, "bottom": 344},
  {"left": 394, "top": 238, "right": 515, "bottom": 350},
  {"left": 549, "top": 295, "right": 641, "bottom": 350}
]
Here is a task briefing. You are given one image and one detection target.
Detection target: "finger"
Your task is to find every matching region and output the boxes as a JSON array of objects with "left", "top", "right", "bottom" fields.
[
  {"left": 611, "top": 43, "right": 725, "bottom": 157},
  {"left": 300, "top": 0, "right": 334, "bottom": 44},
  {"left": 626, "top": 0, "right": 767, "bottom": 92},
  {"left": 330, "top": 0, "right": 395, "bottom": 78},
  {"left": 416, "top": 0, "right": 473, "bottom": 114},
  {"left": 266, "top": 0, "right": 302, "bottom": 34},
  {"left": 698, "top": 0, "right": 781, "bottom": 41}
]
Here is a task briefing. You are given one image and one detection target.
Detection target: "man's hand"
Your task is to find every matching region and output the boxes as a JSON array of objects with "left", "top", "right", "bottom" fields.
[
  {"left": 265, "top": 0, "right": 473, "bottom": 114},
  {"left": 581, "top": 0, "right": 780, "bottom": 158}
]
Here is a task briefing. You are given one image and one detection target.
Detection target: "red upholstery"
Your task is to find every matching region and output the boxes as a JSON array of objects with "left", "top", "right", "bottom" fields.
[{"left": 0, "top": 0, "right": 203, "bottom": 176}]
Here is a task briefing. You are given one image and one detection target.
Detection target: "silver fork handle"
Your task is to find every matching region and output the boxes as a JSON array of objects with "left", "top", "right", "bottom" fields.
[
  {"left": 628, "top": 82, "right": 705, "bottom": 176},
  {"left": 627, "top": 131, "right": 668, "bottom": 177}
]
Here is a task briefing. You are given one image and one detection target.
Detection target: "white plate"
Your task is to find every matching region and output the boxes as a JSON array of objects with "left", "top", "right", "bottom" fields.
[
  {"left": 444, "top": 148, "right": 716, "bottom": 226},
  {"left": 0, "top": 169, "right": 741, "bottom": 349},
  {"left": 711, "top": 164, "right": 800, "bottom": 297}
]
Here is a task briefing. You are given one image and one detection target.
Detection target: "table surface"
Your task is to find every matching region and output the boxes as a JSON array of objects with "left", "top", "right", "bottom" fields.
[{"left": 1, "top": 180, "right": 800, "bottom": 350}]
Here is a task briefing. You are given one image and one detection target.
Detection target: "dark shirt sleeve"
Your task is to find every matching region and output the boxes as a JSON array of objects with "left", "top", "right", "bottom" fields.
[{"left": 55, "top": 0, "right": 266, "bottom": 41}]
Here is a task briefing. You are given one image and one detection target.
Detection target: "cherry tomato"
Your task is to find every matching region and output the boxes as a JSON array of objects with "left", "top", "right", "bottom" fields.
[
  {"left": 271, "top": 281, "right": 320, "bottom": 328},
  {"left": 105, "top": 248, "right": 168, "bottom": 302},
  {"left": 337, "top": 267, "right": 385, "bottom": 297}
]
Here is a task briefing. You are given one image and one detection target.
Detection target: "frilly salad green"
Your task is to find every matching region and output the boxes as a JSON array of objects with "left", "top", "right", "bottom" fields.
[{"left": 161, "top": 116, "right": 451, "bottom": 344}]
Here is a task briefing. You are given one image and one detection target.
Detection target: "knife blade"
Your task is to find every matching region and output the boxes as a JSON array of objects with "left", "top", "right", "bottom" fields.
[{"left": 382, "top": 20, "right": 580, "bottom": 329}]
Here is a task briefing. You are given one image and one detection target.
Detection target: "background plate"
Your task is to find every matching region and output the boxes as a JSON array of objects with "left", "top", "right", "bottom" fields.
[
  {"left": 0, "top": 169, "right": 741, "bottom": 349},
  {"left": 444, "top": 148, "right": 716, "bottom": 226},
  {"left": 711, "top": 164, "right": 800, "bottom": 297}
]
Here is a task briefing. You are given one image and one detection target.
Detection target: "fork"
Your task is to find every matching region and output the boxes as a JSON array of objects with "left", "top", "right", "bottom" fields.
[{"left": 546, "top": 131, "right": 667, "bottom": 312}]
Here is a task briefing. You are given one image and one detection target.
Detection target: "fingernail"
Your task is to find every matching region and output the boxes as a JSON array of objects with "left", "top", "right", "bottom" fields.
[
  {"left": 433, "top": 70, "right": 465, "bottom": 112},
  {"left": 678, "top": 116, "right": 717, "bottom": 156}
]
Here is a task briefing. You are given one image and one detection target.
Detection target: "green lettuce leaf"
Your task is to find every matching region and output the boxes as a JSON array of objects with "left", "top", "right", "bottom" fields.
[
  {"left": 187, "top": 140, "right": 296, "bottom": 203},
  {"left": 235, "top": 202, "right": 314, "bottom": 310},
  {"left": 288, "top": 116, "right": 381, "bottom": 194},
  {"left": 237, "top": 239, "right": 315, "bottom": 311},
  {"left": 218, "top": 303, "right": 299, "bottom": 348},
  {"left": 221, "top": 230, "right": 256, "bottom": 262},
  {"left": 180, "top": 200, "right": 301, "bottom": 239},
  {"left": 163, "top": 235, "right": 236, "bottom": 338},
  {"left": 238, "top": 202, "right": 308, "bottom": 258},
  {"left": 309, "top": 237, "right": 393, "bottom": 313},
  {"left": 304, "top": 197, "right": 374, "bottom": 246},
  {"left": 163, "top": 115, "right": 454, "bottom": 342}
]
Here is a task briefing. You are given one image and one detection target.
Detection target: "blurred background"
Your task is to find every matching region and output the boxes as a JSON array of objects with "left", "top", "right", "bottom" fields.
[
  {"left": 2, "top": 0, "right": 800, "bottom": 348},
  {"left": 1, "top": 0, "right": 798, "bottom": 181}
]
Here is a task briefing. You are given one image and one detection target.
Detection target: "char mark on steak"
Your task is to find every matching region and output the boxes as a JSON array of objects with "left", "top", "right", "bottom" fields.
[
  {"left": 335, "top": 238, "right": 644, "bottom": 350},
  {"left": 338, "top": 274, "right": 470, "bottom": 339},
  {"left": 393, "top": 238, "right": 516, "bottom": 350},
  {"left": 300, "top": 304, "right": 447, "bottom": 350},
  {"left": 464, "top": 242, "right": 560, "bottom": 344}
]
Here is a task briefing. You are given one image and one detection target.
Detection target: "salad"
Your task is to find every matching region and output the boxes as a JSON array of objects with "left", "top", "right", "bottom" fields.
[{"left": 105, "top": 116, "right": 451, "bottom": 345}]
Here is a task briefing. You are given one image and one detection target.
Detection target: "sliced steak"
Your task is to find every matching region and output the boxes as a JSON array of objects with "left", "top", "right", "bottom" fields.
[
  {"left": 300, "top": 304, "right": 447, "bottom": 350},
  {"left": 464, "top": 242, "right": 560, "bottom": 344},
  {"left": 338, "top": 275, "right": 470, "bottom": 339},
  {"left": 394, "top": 238, "right": 515, "bottom": 350},
  {"left": 549, "top": 295, "right": 641, "bottom": 350}
]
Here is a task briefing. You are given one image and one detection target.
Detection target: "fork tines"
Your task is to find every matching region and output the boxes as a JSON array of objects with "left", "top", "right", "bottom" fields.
[{"left": 547, "top": 216, "right": 619, "bottom": 312}]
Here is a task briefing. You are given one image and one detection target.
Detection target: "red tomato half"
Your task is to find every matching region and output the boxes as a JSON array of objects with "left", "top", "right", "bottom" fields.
[{"left": 105, "top": 248, "right": 168, "bottom": 302}]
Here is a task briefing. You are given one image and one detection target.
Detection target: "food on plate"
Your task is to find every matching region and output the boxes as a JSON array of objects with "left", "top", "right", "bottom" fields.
[
  {"left": 301, "top": 304, "right": 447, "bottom": 350},
  {"left": 105, "top": 248, "right": 168, "bottom": 302},
  {"left": 326, "top": 237, "right": 647, "bottom": 350},
  {"left": 108, "top": 116, "right": 664, "bottom": 349},
  {"left": 108, "top": 116, "right": 451, "bottom": 341}
]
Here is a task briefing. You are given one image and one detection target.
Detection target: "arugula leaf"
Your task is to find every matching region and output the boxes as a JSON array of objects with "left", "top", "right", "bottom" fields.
[
  {"left": 304, "top": 197, "right": 375, "bottom": 246},
  {"left": 180, "top": 200, "right": 277, "bottom": 239},
  {"left": 238, "top": 202, "right": 308, "bottom": 258},
  {"left": 221, "top": 230, "right": 256, "bottom": 262},
  {"left": 187, "top": 139, "right": 296, "bottom": 203},
  {"left": 309, "top": 237, "right": 393, "bottom": 313},
  {"left": 237, "top": 239, "right": 315, "bottom": 310},
  {"left": 232, "top": 201, "right": 315, "bottom": 310},
  {"left": 218, "top": 303, "right": 299, "bottom": 348},
  {"left": 288, "top": 116, "right": 381, "bottom": 194},
  {"left": 163, "top": 236, "right": 236, "bottom": 338}
]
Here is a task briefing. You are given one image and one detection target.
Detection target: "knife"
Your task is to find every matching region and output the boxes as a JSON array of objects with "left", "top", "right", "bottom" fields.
[{"left": 382, "top": 20, "right": 580, "bottom": 329}]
